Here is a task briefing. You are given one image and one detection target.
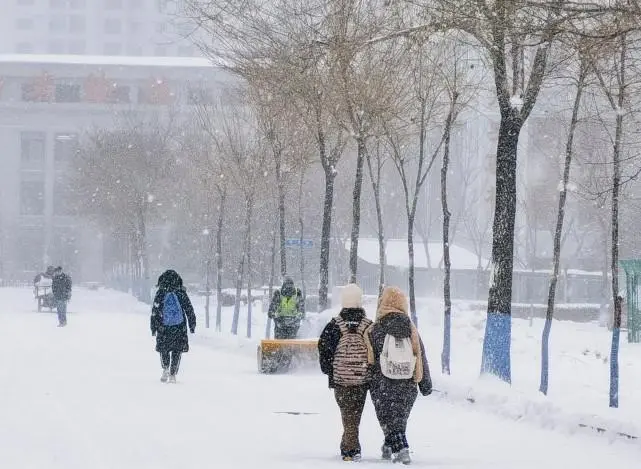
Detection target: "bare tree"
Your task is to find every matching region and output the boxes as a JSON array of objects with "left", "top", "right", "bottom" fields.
[
  {"left": 71, "top": 113, "right": 178, "bottom": 302},
  {"left": 386, "top": 37, "right": 452, "bottom": 325},
  {"left": 540, "top": 46, "right": 590, "bottom": 395},
  {"left": 428, "top": 0, "right": 623, "bottom": 382},
  {"left": 591, "top": 33, "right": 630, "bottom": 408},
  {"left": 365, "top": 138, "right": 389, "bottom": 295}
]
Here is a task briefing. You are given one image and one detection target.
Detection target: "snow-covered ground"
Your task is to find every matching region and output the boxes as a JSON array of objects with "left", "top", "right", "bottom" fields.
[{"left": 1, "top": 287, "right": 639, "bottom": 468}]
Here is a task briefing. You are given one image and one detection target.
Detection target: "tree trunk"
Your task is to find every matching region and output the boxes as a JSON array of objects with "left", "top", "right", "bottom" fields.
[
  {"left": 215, "top": 190, "right": 226, "bottom": 332},
  {"left": 610, "top": 112, "right": 622, "bottom": 407},
  {"left": 231, "top": 252, "right": 245, "bottom": 336},
  {"left": 481, "top": 112, "right": 522, "bottom": 383},
  {"left": 246, "top": 197, "right": 253, "bottom": 339},
  {"left": 610, "top": 99, "right": 624, "bottom": 409},
  {"left": 134, "top": 207, "right": 150, "bottom": 303},
  {"left": 540, "top": 67, "right": 585, "bottom": 395},
  {"left": 319, "top": 167, "right": 336, "bottom": 311},
  {"left": 366, "top": 145, "right": 386, "bottom": 296},
  {"left": 298, "top": 169, "right": 307, "bottom": 299},
  {"left": 349, "top": 137, "right": 366, "bottom": 283},
  {"left": 408, "top": 213, "right": 418, "bottom": 325},
  {"left": 441, "top": 95, "right": 457, "bottom": 375},
  {"left": 205, "top": 258, "right": 211, "bottom": 329},
  {"left": 266, "top": 225, "right": 277, "bottom": 338},
  {"left": 276, "top": 155, "right": 287, "bottom": 277},
  {"left": 232, "top": 195, "right": 251, "bottom": 336}
]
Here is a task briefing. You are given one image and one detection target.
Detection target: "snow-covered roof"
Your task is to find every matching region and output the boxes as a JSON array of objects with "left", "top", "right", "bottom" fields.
[
  {"left": 348, "top": 238, "right": 489, "bottom": 270},
  {"left": 0, "top": 54, "right": 214, "bottom": 68}
]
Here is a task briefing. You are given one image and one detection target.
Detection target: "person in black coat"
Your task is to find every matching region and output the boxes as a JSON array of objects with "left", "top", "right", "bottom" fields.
[
  {"left": 364, "top": 286, "right": 432, "bottom": 465},
  {"left": 51, "top": 266, "right": 72, "bottom": 327},
  {"left": 318, "top": 283, "right": 373, "bottom": 461},
  {"left": 151, "top": 270, "right": 196, "bottom": 383}
]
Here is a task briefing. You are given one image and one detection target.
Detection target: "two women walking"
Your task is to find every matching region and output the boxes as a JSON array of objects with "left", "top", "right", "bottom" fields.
[{"left": 319, "top": 284, "right": 432, "bottom": 465}]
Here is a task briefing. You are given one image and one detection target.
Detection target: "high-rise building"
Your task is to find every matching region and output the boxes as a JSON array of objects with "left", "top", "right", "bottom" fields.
[{"left": 0, "top": 0, "right": 199, "bottom": 57}]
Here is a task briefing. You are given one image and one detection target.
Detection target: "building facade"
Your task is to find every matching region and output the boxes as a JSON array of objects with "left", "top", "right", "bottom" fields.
[
  {"left": 0, "top": 0, "right": 197, "bottom": 57},
  {"left": 0, "top": 54, "right": 227, "bottom": 283}
]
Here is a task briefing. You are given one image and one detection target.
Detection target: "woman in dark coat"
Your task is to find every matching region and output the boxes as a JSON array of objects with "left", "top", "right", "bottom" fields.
[
  {"left": 364, "top": 286, "right": 432, "bottom": 465},
  {"left": 150, "top": 270, "right": 196, "bottom": 383}
]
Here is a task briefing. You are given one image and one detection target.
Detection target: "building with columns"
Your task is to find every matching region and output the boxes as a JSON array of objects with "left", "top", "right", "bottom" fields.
[{"left": 0, "top": 54, "right": 227, "bottom": 283}]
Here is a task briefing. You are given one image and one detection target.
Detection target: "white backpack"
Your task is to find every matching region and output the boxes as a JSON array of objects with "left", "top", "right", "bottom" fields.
[{"left": 380, "top": 334, "right": 417, "bottom": 380}]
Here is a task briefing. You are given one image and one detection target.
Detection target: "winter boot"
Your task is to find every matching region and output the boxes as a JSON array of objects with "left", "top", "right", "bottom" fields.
[
  {"left": 160, "top": 369, "right": 169, "bottom": 383},
  {"left": 393, "top": 448, "right": 411, "bottom": 465},
  {"left": 381, "top": 445, "right": 392, "bottom": 460},
  {"left": 168, "top": 374, "right": 177, "bottom": 384},
  {"left": 341, "top": 450, "right": 361, "bottom": 462}
]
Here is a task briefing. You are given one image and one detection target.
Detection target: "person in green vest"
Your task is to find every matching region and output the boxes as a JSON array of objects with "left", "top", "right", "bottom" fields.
[{"left": 268, "top": 277, "right": 305, "bottom": 339}]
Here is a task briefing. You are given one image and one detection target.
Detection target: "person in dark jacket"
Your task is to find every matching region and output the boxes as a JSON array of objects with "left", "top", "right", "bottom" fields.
[
  {"left": 318, "top": 283, "right": 373, "bottom": 461},
  {"left": 51, "top": 266, "right": 72, "bottom": 327},
  {"left": 364, "top": 286, "right": 432, "bottom": 465},
  {"left": 268, "top": 277, "right": 305, "bottom": 339},
  {"left": 151, "top": 270, "right": 196, "bottom": 383}
]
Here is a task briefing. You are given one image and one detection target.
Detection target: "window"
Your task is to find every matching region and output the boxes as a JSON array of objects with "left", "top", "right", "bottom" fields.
[
  {"left": 54, "top": 133, "right": 78, "bottom": 161},
  {"left": 104, "top": 18, "right": 122, "bottom": 34},
  {"left": 15, "top": 42, "right": 33, "bottom": 53},
  {"left": 21, "top": 132, "right": 46, "bottom": 166},
  {"left": 69, "top": 0, "right": 85, "bottom": 7},
  {"left": 69, "top": 15, "right": 85, "bottom": 33},
  {"left": 68, "top": 40, "right": 86, "bottom": 54},
  {"left": 104, "top": 43, "right": 122, "bottom": 55},
  {"left": 53, "top": 177, "right": 75, "bottom": 216},
  {"left": 20, "top": 180, "right": 45, "bottom": 216},
  {"left": 48, "top": 41, "right": 65, "bottom": 53},
  {"left": 17, "top": 228, "right": 45, "bottom": 274},
  {"left": 49, "top": 17, "right": 66, "bottom": 33},
  {"left": 110, "top": 85, "right": 130, "bottom": 103},
  {"left": 105, "top": 0, "right": 122, "bottom": 8},
  {"left": 176, "top": 22, "right": 193, "bottom": 38},
  {"left": 187, "top": 87, "right": 212, "bottom": 105},
  {"left": 50, "top": 0, "right": 66, "bottom": 7},
  {"left": 17, "top": 0, "right": 36, "bottom": 5},
  {"left": 55, "top": 83, "right": 81, "bottom": 102},
  {"left": 154, "top": 45, "right": 167, "bottom": 56},
  {"left": 16, "top": 18, "right": 34, "bottom": 30},
  {"left": 156, "top": 23, "right": 167, "bottom": 35},
  {"left": 130, "top": 0, "right": 143, "bottom": 8}
]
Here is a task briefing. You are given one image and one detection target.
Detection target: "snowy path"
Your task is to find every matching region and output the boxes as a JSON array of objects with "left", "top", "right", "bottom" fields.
[{"left": 0, "top": 288, "right": 639, "bottom": 469}]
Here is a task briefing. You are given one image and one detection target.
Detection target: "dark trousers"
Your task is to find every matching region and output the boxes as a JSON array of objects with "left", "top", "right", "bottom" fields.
[
  {"left": 371, "top": 384, "right": 417, "bottom": 453},
  {"left": 274, "top": 318, "right": 300, "bottom": 339},
  {"left": 56, "top": 300, "right": 67, "bottom": 326},
  {"left": 160, "top": 351, "right": 182, "bottom": 376},
  {"left": 334, "top": 385, "right": 368, "bottom": 456}
]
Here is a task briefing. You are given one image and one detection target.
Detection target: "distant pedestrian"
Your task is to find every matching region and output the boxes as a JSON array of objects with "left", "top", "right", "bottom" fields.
[
  {"left": 364, "top": 286, "right": 432, "bottom": 465},
  {"left": 318, "top": 283, "right": 373, "bottom": 461},
  {"left": 151, "top": 270, "right": 196, "bottom": 383},
  {"left": 51, "top": 266, "right": 72, "bottom": 327},
  {"left": 268, "top": 277, "right": 305, "bottom": 339}
]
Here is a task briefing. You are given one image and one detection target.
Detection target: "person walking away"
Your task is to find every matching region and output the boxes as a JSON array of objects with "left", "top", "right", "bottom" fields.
[
  {"left": 51, "top": 267, "right": 72, "bottom": 327},
  {"left": 151, "top": 270, "right": 196, "bottom": 383},
  {"left": 364, "top": 286, "right": 432, "bottom": 465},
  {"left": 268, "top": 277, "right": 305, "bottom": 339},
  {"left": 318, "top": 284, "right": 373, "bottom": 461}
]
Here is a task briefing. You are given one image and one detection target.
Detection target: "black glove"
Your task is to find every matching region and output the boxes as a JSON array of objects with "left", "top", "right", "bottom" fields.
[
  {"left": 190, "top": 328, "right": 195, "bottom": 334},
  {"left": 419, "top": 381, "right": 433, "bottom": 396}
]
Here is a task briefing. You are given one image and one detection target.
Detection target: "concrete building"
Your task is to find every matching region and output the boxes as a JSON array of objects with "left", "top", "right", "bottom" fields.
[
  {"left": 0, "top": 0, "right": 197, "bottom": 57},
  {"left": 0, "top": 53, "right": 228, "bottom": 283}
]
